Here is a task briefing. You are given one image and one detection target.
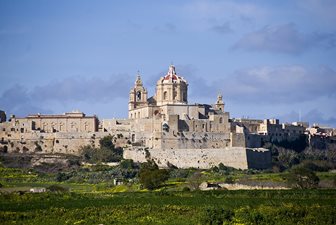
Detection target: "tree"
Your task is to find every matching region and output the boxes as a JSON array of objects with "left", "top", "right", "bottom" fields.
[
  {"left": 138, "top": 160, "right": 169, "bottom": 190},
  {"left": 286, "top": 167, "right": 319, "bottom": 189},
  {"left": 80, "top": 136, "right": 123, "bottom": 163},
  {"left": 187, "top": 171, "right": 204, "bottom": 190}
]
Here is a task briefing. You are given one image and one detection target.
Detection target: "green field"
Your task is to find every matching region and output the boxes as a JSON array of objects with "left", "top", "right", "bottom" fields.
[
  {"left": 1, "top": 190, "right": 336, "bottom": 224},
  {"left": 1, "top": 165, "right": 336, "bottom": 224}
]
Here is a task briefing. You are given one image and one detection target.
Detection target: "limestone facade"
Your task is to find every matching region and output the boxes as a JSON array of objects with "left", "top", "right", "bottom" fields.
[
  {"left": 0, "top": 64, "right": 315, "bottom": 170},
  {"left": 2, "top": 111, "right": 98, "bottom": 134}
]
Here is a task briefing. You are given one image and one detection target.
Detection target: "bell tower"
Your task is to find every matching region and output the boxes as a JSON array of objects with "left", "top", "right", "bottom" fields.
[
  {"left": 215, "top": 93, "right": 225, "bottom": 112},
  {"left": 129, "top": 72, "right": 148, "bottom": 111}
]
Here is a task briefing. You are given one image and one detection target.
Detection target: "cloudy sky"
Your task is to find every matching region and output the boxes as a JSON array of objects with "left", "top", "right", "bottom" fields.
[{"left": 1, "top": 0, "right": 336, "bottom": 126}]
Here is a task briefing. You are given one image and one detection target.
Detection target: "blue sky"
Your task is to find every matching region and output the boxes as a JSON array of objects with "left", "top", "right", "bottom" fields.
[{"left": 1, "top": 0, "right": 336, "bottom": 126}]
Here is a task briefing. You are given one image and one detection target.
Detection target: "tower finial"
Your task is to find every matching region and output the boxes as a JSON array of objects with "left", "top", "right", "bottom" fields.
[
  {"left": 168, "top": 64, "right": 176, "bottom": 76},
  {"left": 135, "top": 71, "right": 142, "bottom": 86}
]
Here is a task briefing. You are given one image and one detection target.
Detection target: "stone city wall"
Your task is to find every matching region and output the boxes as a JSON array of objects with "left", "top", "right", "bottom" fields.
[
  {"left": 0, "top": 131, "right": 116, "bottom": 154},
  {"left": 124, "top": 147, "right": 271, "bottom": 170}
]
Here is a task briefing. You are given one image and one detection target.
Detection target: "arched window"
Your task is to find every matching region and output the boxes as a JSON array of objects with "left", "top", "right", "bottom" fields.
[
  {"left": 183, "top": 92, "right": 187, "bottom": 101},
  {"left": 163, "top": 91, "right": 168, "bottom": 100},
  {"left": 136, "top": 91, "right": 141, "bottom": 101},
  {"left": 138, "top": 112, "right": 140, "bottom": 118},
  {"left": 219, "top": 117, "right": 223, "bottom": 123}
]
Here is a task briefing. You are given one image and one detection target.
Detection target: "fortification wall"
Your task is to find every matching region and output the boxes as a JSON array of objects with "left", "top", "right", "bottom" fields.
[
  {"left": 124, "top": 147, "right": 271, "bottom": 170},
  {"left": 0, "top": 131, "right": 115, "bottom": 154}
]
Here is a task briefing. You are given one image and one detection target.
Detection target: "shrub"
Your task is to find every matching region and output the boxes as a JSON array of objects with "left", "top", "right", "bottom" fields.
[
  {"left": 46, "top": 184, "right": 69, "bottom": 193},
  {"left": 200, "top": 207, "right": 234, "bottom": 225},
  {"left": 224, "top": 176, "right": 234, "bottom": 184},
  {"left": 272, "top": 134, "right": 308, "bottom": 153},
  {"left": 187, "top": 171, "right": 204, "bottom": 190},
  {"left": 55, "top": 172, "right": 72, "bottom": 182},
  {"left": 80, "top": 136, "right": 123, "bottom": 163},
  {"left": 138, "top": 160, "right": 169, "bottom": 190},
  {"left": 182, "top": 186, "right": 191, "bottom": 192},
  {"left": 120, "top": 159, "right": 135, "bottom": 169},
  {"left": 286, "top": 167, "right": 319, "bottom": 189}
]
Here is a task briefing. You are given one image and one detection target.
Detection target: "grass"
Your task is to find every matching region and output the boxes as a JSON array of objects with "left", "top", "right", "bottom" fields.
[
  {"left": 1, "top": 166, "right": 336, "bottom": 224},
  {"left": 0, "top": 190, "right": 336, "bottom": 224}
]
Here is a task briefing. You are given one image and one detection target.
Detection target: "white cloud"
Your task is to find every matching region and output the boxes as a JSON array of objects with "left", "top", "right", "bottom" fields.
[
  {"left": 211, "top": 22, "right": 233, "bottom": 34},
  {"left": 297, "top": 0, "right": 336, "bottom": 26},
  {"left": 180, "top": 0, "right": 266, "bottom": 31},
  {"left": 233, "top": 23, "right": 336, "bottom": 54},
  {"left": 184, "top": 0, "right": 266, "bottom": 20},
  {"left": 0, "top": 74, "right": 132, "bottom": 117},
  {"left": 222, "top": 65, "right": 336, "bottom": 103},
  {"left": 190, "top": 64, "right": 336, "bottom": 104}
]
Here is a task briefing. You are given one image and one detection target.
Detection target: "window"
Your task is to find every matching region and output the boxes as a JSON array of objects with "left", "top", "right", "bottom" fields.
[
  {"left": 219, "top": 117, "right": 223, "bottom": 123},
  {"left": 183, "top": 92, "right": 187, "bottom": 101},
  {"left": 163, "top": 91, "right": 168, "bottom": 100},
  {"left": 136, "top": 91, "right": 141, "bottom": 101}
]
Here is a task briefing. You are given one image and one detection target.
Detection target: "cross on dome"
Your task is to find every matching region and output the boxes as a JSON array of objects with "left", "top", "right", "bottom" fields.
[
  {"left": 168, "top": 64, "right": 176, "bottom": 75},
  {"left": 164, "top": 64, "right": 178, "bottom": 81},
  {"left": 135, "top": 71, "right": 143, "bottom": 86}
]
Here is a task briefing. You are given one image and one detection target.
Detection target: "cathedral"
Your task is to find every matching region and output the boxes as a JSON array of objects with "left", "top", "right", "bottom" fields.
[
  {"left": 128, "top": 65, "right": 229, "bottom": 134},
  {"left": 0, "top": 64, "right": 278, "bottom": 169},
  {"left": 122, "top": 65, "right": 272, "bottom": 169}
]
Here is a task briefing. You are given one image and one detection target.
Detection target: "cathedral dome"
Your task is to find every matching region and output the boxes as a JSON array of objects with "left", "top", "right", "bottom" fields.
[
  {"left": 160, "top": 65, "right": 187, "bottom": 84},
  {"left": 155, "top": 64, "right": 188, "bottom": 105}
]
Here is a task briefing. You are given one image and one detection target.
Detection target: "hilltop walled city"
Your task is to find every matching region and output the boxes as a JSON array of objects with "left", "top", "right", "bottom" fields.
[{"left": 0, "top": 65, "right": 335, "bottom": 170}]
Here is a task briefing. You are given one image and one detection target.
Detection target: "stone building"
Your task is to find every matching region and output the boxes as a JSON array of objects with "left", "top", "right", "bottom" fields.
[
  {"left": 119, "top": 65, "right": 272, "bottom": 169},
  {"left": 0, "top": 111, "right": 101, "bottom": 154},
  {"left": 4, "top": 110, "right": 98, "bottom": 134},
  {"left": 1, "top": 64, "right": 316, "bottom": 170},
  {"left": 0, "top": 110, "right": 6, "bottom": 123}
]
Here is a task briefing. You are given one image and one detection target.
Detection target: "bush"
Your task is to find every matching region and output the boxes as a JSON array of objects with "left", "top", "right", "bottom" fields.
[
  {"left": 300, "top": 160, "right": 332, "bottom": 172},
  {"left": 200, "top": 207, "right": 234, "bottom": 225},
  {"left": 218, "top": 163, "right": 237, "bottom": 175},
  {"left": 272, "top": 134, "right": 308, "bottom": 153},
  {"left": 187, "top": 171, "right": 204, "bottom": 190},
  {"left": 224, "top": 176, "right": 234, "bottom": 184},
  {"left": 286, "top": 167, "right": 319, "bottom": 189},
  {"left": 55, "top": 172, "right": 72, "bottom": 182},
  {"left": 46, "top": 184, "right": 69, "bottom": 193},
  {"left": 138, "top": 160, "right": 169, "bottom": 190},
  {"left": 120, "top": 159, "right": 136, "bottom": 169},
  {"left": 182, "top": 186, "right": 191, "bottom": 192},
  {"left": 80, "top": 136, "right": 123, "bottom": 163}
]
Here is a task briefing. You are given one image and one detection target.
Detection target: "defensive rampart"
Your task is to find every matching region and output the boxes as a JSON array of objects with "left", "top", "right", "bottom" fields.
[{"left": 124, "top": 147, "right": 271, "bottom": 170}]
